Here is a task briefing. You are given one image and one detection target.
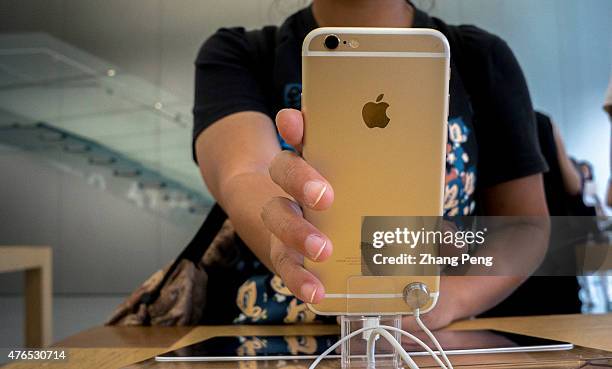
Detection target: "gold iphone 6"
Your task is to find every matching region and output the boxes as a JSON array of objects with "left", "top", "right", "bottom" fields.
[{"left": 301, "top": 28, "right": 450, "bottom": 316}]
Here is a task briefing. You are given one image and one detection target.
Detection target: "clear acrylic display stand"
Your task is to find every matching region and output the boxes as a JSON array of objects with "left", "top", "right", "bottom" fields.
[{"left": 340, "top": 315, "right": 403, "bottom": 369}]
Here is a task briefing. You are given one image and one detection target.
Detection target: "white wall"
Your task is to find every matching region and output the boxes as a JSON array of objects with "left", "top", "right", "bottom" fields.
[{"left": 0, "top": 148, "right": 201, "bottom": 294}]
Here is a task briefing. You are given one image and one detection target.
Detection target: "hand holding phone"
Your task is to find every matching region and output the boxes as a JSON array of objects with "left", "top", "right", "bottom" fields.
[{"left": 261, "top": 108, "right": 335, "bottom": 305}]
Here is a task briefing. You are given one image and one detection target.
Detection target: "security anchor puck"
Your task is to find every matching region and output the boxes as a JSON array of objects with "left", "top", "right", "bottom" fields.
[{"left": 403, "top": 282, "right": 431, "bottom": 310}]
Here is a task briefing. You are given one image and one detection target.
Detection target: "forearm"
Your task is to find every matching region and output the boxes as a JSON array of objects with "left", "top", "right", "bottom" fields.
[
  {"left": 447, "top": 175, "right": 549, "bottom": 319},
  {"left": 444, "top": 275, "right": 523, "bottom": 320},
  {"left": 448, "top": 216, "right": 548, "bottom": 318},
  {"left": 558, "top": 157, "right": 582, "bottom": 196},
  {"left": 195, "top": 111, "right": 286, "bottom": 272},
  {"left": 219, "top": 171, "right": 287, "bottom": 272},
  {"left": 553, "top": 127, "right": 582, "bottom": 196}
]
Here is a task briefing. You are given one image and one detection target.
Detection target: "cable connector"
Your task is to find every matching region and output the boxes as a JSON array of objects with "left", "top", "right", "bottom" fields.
[{"left": 362, "top": 316, "right": 381, "bottom": 341}]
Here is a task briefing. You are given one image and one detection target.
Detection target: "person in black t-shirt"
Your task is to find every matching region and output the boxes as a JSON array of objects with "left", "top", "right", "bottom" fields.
[{"left": 193, "top": 1, "right": 578, "bottom": 328}]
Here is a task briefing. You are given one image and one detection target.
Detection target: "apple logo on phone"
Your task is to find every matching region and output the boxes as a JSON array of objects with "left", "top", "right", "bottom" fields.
[{"left": 362, "top": 94, "right": 390, "bottom": 128}]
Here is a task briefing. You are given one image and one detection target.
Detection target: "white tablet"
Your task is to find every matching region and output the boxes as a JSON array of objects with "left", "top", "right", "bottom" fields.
[{"left": 155, "top": 330, "right": 573, "bottom": 362}]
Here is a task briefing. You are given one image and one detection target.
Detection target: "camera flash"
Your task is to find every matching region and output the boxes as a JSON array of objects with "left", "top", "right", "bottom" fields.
[{"left": 348, "top": 39, "right": 359, "bottom": 48}]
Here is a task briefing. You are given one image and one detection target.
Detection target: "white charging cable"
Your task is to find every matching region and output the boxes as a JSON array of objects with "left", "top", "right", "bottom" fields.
[
  {"left": 414, "top": 309, "right": 453, "bottom": 369},
  {"left": 367, "top": 325, "right": 453, "bottom": 369},
  {"left": 307, "top": 314, "right": 454, "bottom": 369},
  {"left": 367, "top": 327, "right": 420, "bottom": 369},
  {"left": 308, "top": 325, "right": 384, "bottom": 369}
]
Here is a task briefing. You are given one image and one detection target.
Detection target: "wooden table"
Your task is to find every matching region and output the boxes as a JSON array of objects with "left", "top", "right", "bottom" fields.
[
  {"left": 0, "top": 246, "right": 52, "bottom": 348},
  {"left": 2, "top": 314, "right": 611, "bottom": 369}
]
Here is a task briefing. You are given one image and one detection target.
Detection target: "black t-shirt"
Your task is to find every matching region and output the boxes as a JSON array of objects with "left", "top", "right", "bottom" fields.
[{"left": 193, "top": 6, "right": 579, "bottom": 323}]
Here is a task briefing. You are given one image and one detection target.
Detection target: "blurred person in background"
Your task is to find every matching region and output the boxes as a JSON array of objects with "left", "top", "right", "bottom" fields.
[{"left": 604, "top": 72, "right": 612, "bottom": 207}]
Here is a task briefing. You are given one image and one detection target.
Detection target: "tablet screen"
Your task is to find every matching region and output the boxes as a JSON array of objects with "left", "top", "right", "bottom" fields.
[{"left": 156, "top": 330, "right": 573, "bottom": 362}]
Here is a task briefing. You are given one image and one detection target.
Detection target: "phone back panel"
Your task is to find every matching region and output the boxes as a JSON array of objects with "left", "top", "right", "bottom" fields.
[{"left": 302, "top": 28, "right": 450, "bottom": 315}]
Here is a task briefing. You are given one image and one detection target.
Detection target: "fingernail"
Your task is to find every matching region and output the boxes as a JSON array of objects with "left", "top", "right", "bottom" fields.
[
  {"left": 305, "top": 235, "right": 327, "bottom": 261},
  {"left": 304, "top": 181, "right": 327, "bottom": 207},
  {"left": 301, "top": 283, "right": 318, "bottom": 303}
]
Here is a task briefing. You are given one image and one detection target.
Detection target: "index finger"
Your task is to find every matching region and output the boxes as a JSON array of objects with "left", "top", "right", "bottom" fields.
[{"left": 276, "top": 109, "right": 303, "bottom": 153}]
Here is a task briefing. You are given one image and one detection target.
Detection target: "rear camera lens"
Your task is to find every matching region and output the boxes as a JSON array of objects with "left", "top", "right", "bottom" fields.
[{"left": 324, "top": 34, "right": 340, "bottom": 50}]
